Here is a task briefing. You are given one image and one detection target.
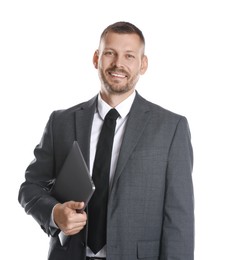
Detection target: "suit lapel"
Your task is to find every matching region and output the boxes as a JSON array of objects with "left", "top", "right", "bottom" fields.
[
  {"left": 75, "top": 96, "right": 97, "bottom": 168},
  {"left": 74, "top": 93, "right": 151, "bottom": 191},
  {"left": 110, "top": 94, "right": 151, "bottom": 191}
]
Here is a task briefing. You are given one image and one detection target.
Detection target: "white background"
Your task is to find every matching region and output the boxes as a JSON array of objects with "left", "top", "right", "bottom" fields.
[{"left": 1, "top": 0, "right": 233, "bottom": 259}]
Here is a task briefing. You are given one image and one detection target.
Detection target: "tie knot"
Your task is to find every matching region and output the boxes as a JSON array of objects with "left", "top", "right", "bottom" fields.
[{"left": 105, "top": 108, "right": 119, "bottom": 121}]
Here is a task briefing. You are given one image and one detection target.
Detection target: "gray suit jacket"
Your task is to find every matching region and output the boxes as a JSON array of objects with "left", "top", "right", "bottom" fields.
[{"left": 18, "top": 92, "right": 194, "bottom": 260}]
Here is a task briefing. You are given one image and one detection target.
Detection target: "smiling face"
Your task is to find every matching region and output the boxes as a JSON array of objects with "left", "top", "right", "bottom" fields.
[{"left": 93, "top": 32, "right": 148, "bottom": 101}]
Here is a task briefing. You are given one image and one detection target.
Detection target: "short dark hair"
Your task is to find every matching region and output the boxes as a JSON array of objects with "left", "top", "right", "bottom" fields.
[{"left": 100, "top": 21, "right": 145, "bottom": 48}]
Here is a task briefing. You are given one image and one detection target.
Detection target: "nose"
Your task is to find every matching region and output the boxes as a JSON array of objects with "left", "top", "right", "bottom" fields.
[{"left": 112, "top": 54, "right": 124, "bottom": 68}]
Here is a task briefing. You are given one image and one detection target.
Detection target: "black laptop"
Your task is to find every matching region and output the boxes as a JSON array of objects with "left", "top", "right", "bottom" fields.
[{"left": 51, "top": 141, "right": 95, "bottom": 208}]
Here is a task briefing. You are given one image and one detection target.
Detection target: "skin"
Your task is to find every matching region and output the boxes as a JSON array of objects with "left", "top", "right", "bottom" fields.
[
  {"left": 53, "top": 201, "right": 87, "bottom": 236},
  {"left": 94, "top": 32, "right": 148, "bottom": 107},
  {"left": 53, "top": 32, "right": 148, "bottom": 235}
]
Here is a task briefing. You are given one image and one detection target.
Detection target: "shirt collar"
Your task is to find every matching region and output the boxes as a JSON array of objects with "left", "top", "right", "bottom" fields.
[{"left": 97, "top": 91, "right": 136, "bottom": 120}]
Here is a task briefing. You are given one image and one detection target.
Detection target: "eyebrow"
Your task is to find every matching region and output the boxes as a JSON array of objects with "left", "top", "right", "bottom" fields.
[{"left": 103, "top": 48, "right": 136, "bottom": 53}]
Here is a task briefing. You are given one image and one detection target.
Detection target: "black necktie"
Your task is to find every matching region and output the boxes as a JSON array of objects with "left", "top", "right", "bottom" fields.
[{"left": 87, "top": 108, "right": 119, "bottom": 254}]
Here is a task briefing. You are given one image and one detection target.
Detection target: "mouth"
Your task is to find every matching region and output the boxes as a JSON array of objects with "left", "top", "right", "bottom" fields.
[{"left": 108, "top": 70, "right": 128, "bottom": 79}]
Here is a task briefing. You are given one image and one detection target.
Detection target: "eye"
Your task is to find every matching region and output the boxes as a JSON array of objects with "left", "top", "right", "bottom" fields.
[
  {"left": 104, "top": 51, "right": 114, "bottom": 56},
  {"left": 126, "top": 54, "right": 135, "bottom": 59}
]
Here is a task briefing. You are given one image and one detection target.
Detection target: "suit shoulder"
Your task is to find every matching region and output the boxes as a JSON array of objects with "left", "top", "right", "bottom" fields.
[
  {"left": 139, "top": 94, "right": 186, "bottom": 121},
  {"left": 143, "top": 99, "right": 191, "bottom": 136},
  {"left": 50, "top": 95, "right": 97, "bottom": 119},
  {"left": 150, "top": 102, "right": 183, "bottom": 119}
]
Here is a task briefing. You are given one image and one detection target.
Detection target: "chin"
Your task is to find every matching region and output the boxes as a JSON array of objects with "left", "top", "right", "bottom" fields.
[{"left": 109, "top": 85, "right": 133, "bottom": 95}]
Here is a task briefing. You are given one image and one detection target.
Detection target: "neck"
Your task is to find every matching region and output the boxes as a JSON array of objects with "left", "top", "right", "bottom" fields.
[{"left": 100, "top": 89, "right": 135, "bottom": 107}]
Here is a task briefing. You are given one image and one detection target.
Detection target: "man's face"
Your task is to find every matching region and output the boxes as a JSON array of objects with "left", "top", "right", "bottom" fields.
[{"left": 94, "top": 32, "right": 148, "bottom": 96}]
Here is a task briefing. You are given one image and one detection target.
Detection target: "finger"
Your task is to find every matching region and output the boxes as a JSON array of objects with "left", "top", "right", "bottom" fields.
[
  {"left": 62, "top": 221, "right": 87, "bottom": 235},
  {"left": 77, "top": 201, "right": 85, "bottom": 209},
  {"left": 65, "top": 210, "right": 87, "bottom": 226},
  {"left": 67, "top": 201, "right": 85, "bottom": 210}
]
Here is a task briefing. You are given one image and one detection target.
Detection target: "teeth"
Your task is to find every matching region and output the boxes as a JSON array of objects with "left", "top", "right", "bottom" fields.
[{"left": 111, "top": 73, "right": 125, "bottom": 78}]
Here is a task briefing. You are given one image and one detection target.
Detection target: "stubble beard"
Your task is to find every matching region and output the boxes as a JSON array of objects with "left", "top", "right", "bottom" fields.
[{"left": 99, "top": 69, "right": 140, "bottom": 95}]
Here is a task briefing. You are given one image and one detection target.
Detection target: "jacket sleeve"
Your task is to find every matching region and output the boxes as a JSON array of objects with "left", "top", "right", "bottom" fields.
[
  {"left": 160, "top": 117, "right": 194, "bottom": 260},
  {"left": 18, "top": 111, "right": 59, "bottom": 236}
]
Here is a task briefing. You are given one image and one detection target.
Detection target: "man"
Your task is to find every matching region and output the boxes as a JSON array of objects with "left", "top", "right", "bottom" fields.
[{"left": 18, "top": 21, "right": 194, "bottom": 260}]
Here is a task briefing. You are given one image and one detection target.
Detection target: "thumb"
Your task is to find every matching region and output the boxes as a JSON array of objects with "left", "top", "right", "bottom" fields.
[{"left": 67, "top": 201, "right": 85, "bottom": 210}]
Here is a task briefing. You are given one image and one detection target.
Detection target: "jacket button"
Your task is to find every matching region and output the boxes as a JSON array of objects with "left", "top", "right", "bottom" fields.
[{"left": 81, "top": 241, "right": 86, "bottom": 247}]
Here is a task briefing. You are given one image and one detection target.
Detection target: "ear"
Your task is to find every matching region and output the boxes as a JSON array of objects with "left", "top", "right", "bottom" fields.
[
  {"left": 93, "top": 50, "right": 99, "bottom": 69},
  {"left": 140, "top": 55, "right": 148, "bottom": 75}
]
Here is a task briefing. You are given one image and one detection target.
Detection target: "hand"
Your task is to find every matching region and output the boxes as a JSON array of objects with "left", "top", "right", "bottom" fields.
[{"left": 53, "top": 201, "right": 87, "bottom": 236}]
